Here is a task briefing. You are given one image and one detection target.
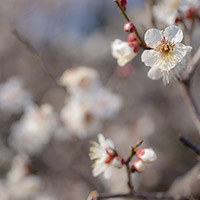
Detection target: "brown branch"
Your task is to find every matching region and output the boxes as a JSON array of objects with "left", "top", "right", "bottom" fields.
[
  {"left": 179, "top": 135, "right": 200, "bottom": 155},
  {"left": 124, "top": 139, "right": 143, "bottom": 191},
  {"left": 180, "top": 81, "right": 200, "bottom": 136},
  {"left": 93, "top": 191, "right": 193, "bottom": 200}
]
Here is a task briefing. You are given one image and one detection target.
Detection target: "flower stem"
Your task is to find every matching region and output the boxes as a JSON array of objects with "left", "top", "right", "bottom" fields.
[{"left": 113, "top": 0, "right": 147, "bottom": 49}]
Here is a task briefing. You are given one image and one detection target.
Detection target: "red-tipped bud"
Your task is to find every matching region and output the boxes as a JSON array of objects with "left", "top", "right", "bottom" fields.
[
  {"left": 128, "top": 33, "right": 137, "bottom": 42},
  {"left": 112, "top": 156, "right": 125, "bottom": 168},
  {"left": 136, "top": 148, "right": 157, "bottom": 163},
  {"left": 131, "top": 160, "right": 145, "bottom": 173},
  {"left": 124, "top": 22, "right": 136, "bottom": 33}
]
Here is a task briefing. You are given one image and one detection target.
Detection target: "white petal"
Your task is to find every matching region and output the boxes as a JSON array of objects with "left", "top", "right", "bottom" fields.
[
  {"left": 111, "top": 39, "right": 136, "bottom": 66},
  {"left": 144, "top": 29, "right": 163, "bottom": 48},
  {"left": 98, "top": 133, "right": 105, "bottom": 146},
  {"left": 141, "top": 50, "right": 160, "bottom": 67},
  {"left": 104, "top": 166, "right": 112, "bottom": 179},
  {"left": 92, "top": 163, "right": 107, "bottom": 177},
  {"left": 147, "top": 66, "right": 162, "bottom": 80},
  {"left": 185, "top": 45, "right": 192, "bottom": 54},
  {"left": 163, "top": 25, "right": 183, "bottom": 43}
]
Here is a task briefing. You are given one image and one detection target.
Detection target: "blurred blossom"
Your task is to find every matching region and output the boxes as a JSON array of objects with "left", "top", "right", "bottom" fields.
[
  {"left": 9, "top": 104, "right": 56, "bottom": 154},
  {"left": 153, "top": 0, "right": 200, "bottom": 25},
  {"left": 60, "top": 97, "right": 102, "bottom": 138},
  {"left": 6, "top": 154, "right": 41, "bottom": 200},
  {"left": 58, "top": 66, "right": 101, "bottom": 97},
  {"left": 59, "top": 66, "right": 122, "bottom": 138},
  {"left": 91, "top": 88, "right": 122, "bottom": 119},
  {"left": 0, "top": 77, "right": 33, "bottom": 115}
]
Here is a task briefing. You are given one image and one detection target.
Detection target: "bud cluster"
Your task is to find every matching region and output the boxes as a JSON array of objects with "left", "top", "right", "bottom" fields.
[{"left": 131, "top": 148, "right": 157, "bottom": 173}]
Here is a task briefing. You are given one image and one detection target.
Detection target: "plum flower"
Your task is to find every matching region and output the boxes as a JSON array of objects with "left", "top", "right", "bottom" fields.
[
  {"left": 111, "top": 39, "right": 137, "bottom": 66},
  {"left": 89, "top": 134, "right": 124, "bottom": 179},
  {"left": 141, "top": 25, "right": 192, "bottom": 84}
]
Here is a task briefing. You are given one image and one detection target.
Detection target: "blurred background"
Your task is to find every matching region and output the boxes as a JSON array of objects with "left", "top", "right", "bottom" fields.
[{"left": 0, "top": 0, "right": 200, "bottom": 199}]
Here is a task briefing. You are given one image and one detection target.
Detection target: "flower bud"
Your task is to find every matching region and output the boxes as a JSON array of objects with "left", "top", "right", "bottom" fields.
[
  {"left": 131, "top": 160, "right": 145, "bottom": 173},
  {"left": 112, "top": 156, "right": 125, "bottom": 168},
  {"left": 124, "top": 22, "right": 136, "bottom": 33},
  {"left": 136, "top": 148, "right": 157, "bottom": 163},
  {"left": 128, "top": 33, "right": 137, "bottom": 42}
]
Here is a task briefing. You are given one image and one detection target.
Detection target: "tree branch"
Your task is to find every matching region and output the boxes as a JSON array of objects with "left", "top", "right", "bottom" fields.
[
  {"left": 179, "top": 135, "right": 200, "bottom": 155},
  {"left": 93, "top": 191, "right": 194, "bottom": 200}
]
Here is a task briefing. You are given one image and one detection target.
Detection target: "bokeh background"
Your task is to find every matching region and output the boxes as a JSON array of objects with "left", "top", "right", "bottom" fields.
[{"left": 0, "top": 0, "right": 200, "bottom": 199}]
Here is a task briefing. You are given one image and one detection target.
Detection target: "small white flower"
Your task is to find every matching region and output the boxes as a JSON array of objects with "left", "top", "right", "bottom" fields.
[
  {"left": 89, "top": 134, "right": 117, "bottom": 179},
  {"left": 136, "top": 148, "right": 157, "bottom": 163},
  {"left": 58, "top": 66, "right": 101, "bottom": 96},
  {"left": 131, "top": 160, "right": 145, "bottom": 173},
  {"left": 9, "top": 104, "right": 56, "bottom": 154},
  {"left": 141, "top": 25, "right": 192, "bottom": 83},
  {"left": 0, "top": 77, "right": 33, "bottom": 115},
  {"left": 111, "top": 39, "right": 137, "bottom": 66},
  {"left": 60, "top": 97, "right": 101, "bottom": 138}
]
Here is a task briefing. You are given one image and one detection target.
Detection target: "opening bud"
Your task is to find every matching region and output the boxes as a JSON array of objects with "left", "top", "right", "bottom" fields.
[
  {"left": 112, "top": 156, "right": 125, "bottom": 168},
  {"left": 124, "top": 22, "right": 136, "bottom": 33},
  {"left": 131, "top": 160, "right": 145, "bottom": 173},
  {"left": 136, "top": 148, "right": 157, "bottom": 163}
]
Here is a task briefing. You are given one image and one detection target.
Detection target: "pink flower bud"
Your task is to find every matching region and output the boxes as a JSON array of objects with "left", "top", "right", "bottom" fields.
[
  {"left": 131, "top": 160, "right": 145, "bottom": 173},
  {"left": 112, "top": 156, "right": 125, "bottom": 168},
  {"left": 136, "top": 148, "right": 157, "bottom": 163},
  {"left": 128, "top": 33, "right": 137, "bottom": 42},
  {"left": 124, "top": 22, "right": 136, "bottom": 33}
]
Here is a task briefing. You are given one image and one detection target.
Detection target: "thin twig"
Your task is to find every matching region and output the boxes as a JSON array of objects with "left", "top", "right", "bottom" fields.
[
  {"left": 113, "top": 0, "right": 146, "bottom": 49},
  {"left": 12, "top": 29, "right": 63, "bottom": 88},
  {"left": 124, "top": 139, "right": 143, "bottom": 191},
  {"left": 179, "top": 135, "right": 200, "bottom": 155}
]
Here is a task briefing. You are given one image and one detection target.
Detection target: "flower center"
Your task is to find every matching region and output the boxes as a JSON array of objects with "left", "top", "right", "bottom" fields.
[
  {"left": 105, "top": 148, "right": 116, "bottom": 164},
  {"left": 157, "top": 38, "right": 175, "bottom": 55}
]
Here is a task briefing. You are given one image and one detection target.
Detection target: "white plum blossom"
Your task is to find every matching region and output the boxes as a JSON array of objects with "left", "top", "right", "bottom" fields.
[
  {"left": 0, "top": 77, "right": 33, "bottom": 115},
  {"left": 141, "top": 25, "right": 192, "bottom": 84},
  {"left": 111, "top": 39, "right": 137, "bottom": 66},
  {"left": 89, "top": 134, "right": 123, "bottom": 179},
  {"left": 58, "top": 66, "right": 101, "bottom": 96},
  {"left": 9, "top": 104, "right": 56, "bottom": 154},
  {"left": 136, "top": 148, "right": 157, "bottom": 163}
]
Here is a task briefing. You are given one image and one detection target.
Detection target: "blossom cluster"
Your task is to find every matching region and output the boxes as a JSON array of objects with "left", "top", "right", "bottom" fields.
[
  {"left": 59, "top": 66, "right": 122, "bottom": 138},
  {"left": 89, "top": 134, "right": 157, "bottom": 179},
  {"left": 110, "top": 0, "right": 200, "bottom": 84}
]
